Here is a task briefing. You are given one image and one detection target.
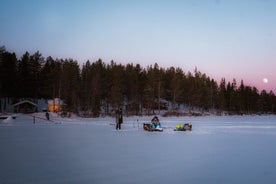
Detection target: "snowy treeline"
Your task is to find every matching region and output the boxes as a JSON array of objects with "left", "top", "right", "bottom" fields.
[{"left": 1, "top": 47, "right": 276, "bottom": 116}]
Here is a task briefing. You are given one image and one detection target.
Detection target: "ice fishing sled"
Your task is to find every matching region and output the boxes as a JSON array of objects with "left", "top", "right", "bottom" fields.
[
  {"left": 174, "top": 123, "right": 192, "bottom": 131},
  {"left": 143, "top": 123, "right": 163, "bottom": 132}
]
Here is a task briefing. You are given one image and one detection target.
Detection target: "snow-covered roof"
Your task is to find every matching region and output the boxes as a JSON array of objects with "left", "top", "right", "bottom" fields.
[
  {"left": 154, "top": 98, "right": 168, "bottom": 103},
  {"left": 13, "top": 100, "right": 37, "bottom": 107},
  {"left": 48, "top": 98, "right": 64, "bottom": 105}
]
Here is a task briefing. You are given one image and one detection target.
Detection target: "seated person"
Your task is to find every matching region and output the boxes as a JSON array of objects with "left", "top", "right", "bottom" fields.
[
  {"left": 151, "top": 116, "right": 161, "bottom": 129},
  {"left": 175, "top": 123, "right": 182, "bottom": 130}
]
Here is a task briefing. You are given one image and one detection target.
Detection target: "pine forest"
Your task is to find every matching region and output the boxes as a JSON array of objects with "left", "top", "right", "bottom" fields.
[{"left": 1, "top": 47, "right": 275, "bottom": 117}]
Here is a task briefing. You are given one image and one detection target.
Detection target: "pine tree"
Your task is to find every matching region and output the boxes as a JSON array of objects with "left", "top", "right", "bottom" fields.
[
  {"left": 219, "top": 78, "right": 227, "bottom": 113},
  {"left": 61, "top": 59, "right": 80, "bottom": 113},
  {"left": 0, "top": 50, "right": 18, "bottom": 97}
]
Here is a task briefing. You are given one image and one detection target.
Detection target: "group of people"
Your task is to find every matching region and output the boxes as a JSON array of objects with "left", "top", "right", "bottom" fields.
[
  {"left": 115, "top": 108, "right": 163, "bottom": 131},
  {"left": 45, "top": 108, "right": 190, "bottom": 131}
]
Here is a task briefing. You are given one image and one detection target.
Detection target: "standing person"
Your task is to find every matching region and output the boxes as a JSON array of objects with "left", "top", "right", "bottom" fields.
[
  {"left": 45, "top": 111, "right": 50, "bottom": 121},
  {"left": 116, "top": 108, "right": 123, "bottom": 130}
]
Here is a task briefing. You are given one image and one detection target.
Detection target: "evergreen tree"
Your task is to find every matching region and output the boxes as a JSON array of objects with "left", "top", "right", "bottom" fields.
[
  {"left": 90, "top": 60, "right": 105, "bottom": 117},
  {"left": 18, "top": 52, "right": 31, "bottom": 97},
  {"left": 165, "top": 67, "right": 184, "bottom": 110},
  {"left": 108, "top": 61, "right": 125, "bottom": 110},
  {"left": 219, "top": 78, "right": 227, "bottom": 113},
  {"left": 124, "top": 63, "right": 143, "bottom": 115},
  {"left": 29, "top": 51, "right": 44, "bottom": 98},
  {"left": 0, "top": 50, "right": 18, "bottom": 97},
  {"left": 60, "top": 59, "right": 80, "bottom": 113}
]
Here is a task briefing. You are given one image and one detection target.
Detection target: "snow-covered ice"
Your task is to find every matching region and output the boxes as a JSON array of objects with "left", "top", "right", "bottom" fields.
[{"left": 1, "top": 114, "right": 276, "bottom": 184}]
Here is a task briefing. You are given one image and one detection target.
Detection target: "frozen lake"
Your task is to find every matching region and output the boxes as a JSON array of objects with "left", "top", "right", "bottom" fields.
[{"left": 1, "top": 114, "right": 276, "bottom": 184}]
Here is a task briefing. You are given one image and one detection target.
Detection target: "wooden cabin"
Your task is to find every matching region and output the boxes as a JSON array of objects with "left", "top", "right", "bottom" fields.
[
  {"left": 13, "top": 100, "right": 37, "bottom": 113},
  {"left": 47, "top": 98, "right": 64, "bottom": 112}
]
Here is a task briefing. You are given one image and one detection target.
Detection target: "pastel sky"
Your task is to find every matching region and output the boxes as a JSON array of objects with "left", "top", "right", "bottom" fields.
[{"left": 1, "top": 0, "right": 275, "bottom": 93}]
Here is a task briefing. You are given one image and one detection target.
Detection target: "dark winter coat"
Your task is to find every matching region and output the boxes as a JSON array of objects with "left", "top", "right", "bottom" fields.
[{"left": 116, "top": 109, "right": 123, "bottom": 124}]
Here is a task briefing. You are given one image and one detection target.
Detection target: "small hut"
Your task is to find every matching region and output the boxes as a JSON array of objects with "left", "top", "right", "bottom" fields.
[
  {"left": 154, "top": 98, "right": 168, "bottom": 110},
  {"left": 47, "top": 98, "right": 64, "bottom": 112},
  {"left": 13, "top": 100, "right": 38, "bottom": 113}
]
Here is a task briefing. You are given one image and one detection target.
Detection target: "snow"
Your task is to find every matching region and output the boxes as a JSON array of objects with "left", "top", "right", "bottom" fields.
[
  {"left": 1, "top": 114, "right": 276, "bottom": 184},
  {"left": 2, "top": 115, "right": 14, "bottom": 123}
]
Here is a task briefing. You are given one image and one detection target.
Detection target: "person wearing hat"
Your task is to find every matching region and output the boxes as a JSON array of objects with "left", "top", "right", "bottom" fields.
[{"left": 151, "top": 116, "right": 161, "bottom": 129}]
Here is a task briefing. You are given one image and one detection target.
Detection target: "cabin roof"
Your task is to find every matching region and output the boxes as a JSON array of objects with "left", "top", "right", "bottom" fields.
[{"left": 13, "top": 100, "right": 37, "bottom": 107}]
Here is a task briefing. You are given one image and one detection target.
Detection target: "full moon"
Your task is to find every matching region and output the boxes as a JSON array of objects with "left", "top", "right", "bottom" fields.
[{"left": 262, "top": 78, "right": 268, "bottom": 83}]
